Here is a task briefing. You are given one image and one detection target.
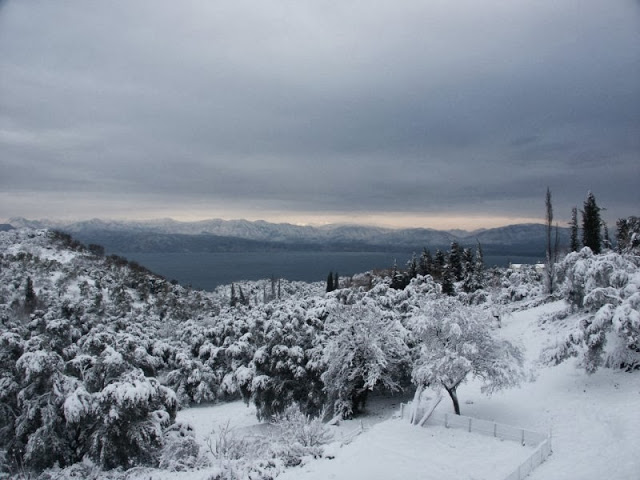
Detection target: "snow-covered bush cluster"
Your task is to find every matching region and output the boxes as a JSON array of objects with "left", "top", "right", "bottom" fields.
[
  {"left": 494, "top": 264, "right": 545, "bottom": 304},
  {"left": 543, "top": 247, "right": 640, "bottom": 372},
  {"left": 0, "top": 230, "right": 210, "bottom": 473}
]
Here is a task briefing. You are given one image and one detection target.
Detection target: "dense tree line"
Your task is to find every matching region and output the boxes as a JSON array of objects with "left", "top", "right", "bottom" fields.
[{"left": 388, "top": 242, "right": 485, "bottom": 298}]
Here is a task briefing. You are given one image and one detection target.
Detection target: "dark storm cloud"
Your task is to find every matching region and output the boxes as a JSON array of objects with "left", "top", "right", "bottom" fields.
[{"left": 0, "top": 0, "right": 638, "bottom": 225}]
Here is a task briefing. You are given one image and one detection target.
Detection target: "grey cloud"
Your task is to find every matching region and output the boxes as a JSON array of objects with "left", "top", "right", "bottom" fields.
[{"left": 0, "top": 0, "right": 638, "bottom": 226}]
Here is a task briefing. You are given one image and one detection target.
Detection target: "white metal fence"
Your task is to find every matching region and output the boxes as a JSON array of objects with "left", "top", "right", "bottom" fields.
[{"left": 400, "top": 403, "right": 552, "bottom": 480}]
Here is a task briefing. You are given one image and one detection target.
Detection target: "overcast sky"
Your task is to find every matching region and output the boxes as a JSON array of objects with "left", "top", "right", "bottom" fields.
[{"left": 1, "top": 1, "right": 638, "bottom": 229}]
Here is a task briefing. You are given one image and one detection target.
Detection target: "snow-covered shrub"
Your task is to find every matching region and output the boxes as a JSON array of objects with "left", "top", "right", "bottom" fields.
[
  {"left": 273, "top": 403, "right": 331, "bottom": 449},
  {"left": 206, "top": 421, "right": 255, "bottom": 460},
  {"left": 159, "top": 421, "right": 206, "bottom": 471},
  {"left": 35, "top": 457, "right": 114, "bottom": 480},
  {"left": 495, "top": 265, "right": 544, "bottom": 303},
  {"left": 165, "top": 351, "right": 218, "bottom": 406},
  {"left": 87, "top": 370, "right": 177, "bottom": 469}
]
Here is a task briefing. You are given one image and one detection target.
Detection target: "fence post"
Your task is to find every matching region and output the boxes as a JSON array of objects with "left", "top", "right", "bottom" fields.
[
  {"left": 468, "top": 417, "right": 472, "bottom": 433},
  {"left": 521, "top": 429, "right": 525, "bottom": 446},
  {"left": 400, "top": 403, "right": 404, "bottom": 419},
  {"left": 444, "top": 413, "right": 448, "bottom": 428},
  {"left": 493, "top": 422, "right": 497, "bottom": 438}
]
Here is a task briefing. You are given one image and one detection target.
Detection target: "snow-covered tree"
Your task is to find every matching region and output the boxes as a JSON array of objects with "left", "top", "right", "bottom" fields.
[
  {"left": 418, "top": 248, "right": 432, "bottom": 277},
  {"left": 321, "top": 304, "right": 410, "bottom": 418},
  {"left": 85, "top": 370, "right": 178, "bottom": 469},
  {"left": 448, "top": 242, "right": 464, "bottom": 282},
  {"left": 246, "top": 299, "right": 327, "bottom": 420},
  {"left": 407, "top": 253, "right": 418, "bottom": 280},
  {"left": 569, "top": 206, "right": 580, "bottom": 252},
  {"left": 410, "top": 298, "right": 524, "bottom": 415},
  {"left": 616, "top": 216, "right": 640, "bottom": 254}
]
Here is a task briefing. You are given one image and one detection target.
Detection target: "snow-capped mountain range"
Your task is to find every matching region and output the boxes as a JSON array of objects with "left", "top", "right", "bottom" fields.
[{"left": 6, "top": 217, "right": 569, "bottom": 254}]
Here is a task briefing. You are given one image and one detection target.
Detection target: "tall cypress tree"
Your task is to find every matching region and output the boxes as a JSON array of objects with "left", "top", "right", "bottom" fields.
[
  {"left": 569, "top": 206, "right": 579, "bottom": 252},
  {"left": 24, "top": 276, "right": 37, "bottom": 315},
  {"left": 326, "top": 272, "right": 335, "bottom": 293},
  {"left": 230, "top": 283, "right": 237, "bottom": 307},
  {"left": 545, "top": 187, "right": 555, "bottom": 294},
  {"left": 474, "top": 241, "right": 485, "bottom": 289},
  {"left": 582, "top": 191, "right": 602, "bottom": 254}
]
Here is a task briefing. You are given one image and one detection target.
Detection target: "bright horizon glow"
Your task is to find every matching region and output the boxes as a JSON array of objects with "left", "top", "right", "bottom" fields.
[
  {"left": 0, "top": 191, "right": 603, "bottom": 231},
  {"left": 1, "top": 208, "right": 546, "bottom": 231}
]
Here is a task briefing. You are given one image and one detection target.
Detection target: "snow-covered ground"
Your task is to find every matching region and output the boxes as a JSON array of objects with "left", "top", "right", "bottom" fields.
[{"left": 277, "top": 421, "right": 534, "bottom": 480}]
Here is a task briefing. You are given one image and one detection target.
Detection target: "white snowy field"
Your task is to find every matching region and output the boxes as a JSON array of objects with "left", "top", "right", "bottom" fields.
[
  {"left": 122, "top": 300, "right": 640, "bottom": 480},
  {"left": 277, "top": 420, "right": 535, "bottom": 480}
]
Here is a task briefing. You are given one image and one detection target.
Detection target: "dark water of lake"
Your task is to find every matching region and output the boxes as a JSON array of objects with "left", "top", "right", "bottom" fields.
[{"left": 119, "top": 251, "right": 542, "bottom": 292}]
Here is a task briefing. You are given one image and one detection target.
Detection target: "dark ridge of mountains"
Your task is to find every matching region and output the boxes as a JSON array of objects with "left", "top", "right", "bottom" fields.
[{"left": 7, "top": 217, "right": 570, "bottom": 257}]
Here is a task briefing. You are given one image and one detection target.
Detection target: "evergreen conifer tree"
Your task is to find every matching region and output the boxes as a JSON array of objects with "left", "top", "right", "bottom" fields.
[
  {"left": 441, "top": 266, "right": 455, "bottom": 296},
  {"left": 582, "top": 191, "right": 602, "bottom": 254},
  {"left": 407, "top": 253, "right": 418, "bottom": 279},
  {"left": 448, "top": 242, "right": 463, "bottom": 281},
  {"left": 230, "top": 283, "right": 237, "bottom": 307},
  {"left": 432, "top": 249, "right": 446, "bottom": 282},
  {"left": 418, "top": 248, "right": 432, "bottom": 276},
  {"left": 326, "top": 272, "right": 334, "bottom": 293},
  {"left": 334, "top": 272, "right": 339, "bottom": 290},
  {"left": 24, "top": 276, "right": 37, "bottom": 315},
  {"left": 238, "top": 285, "right": 248, "bottom": 306},
  {"left": 390, "top": 259, "right": 407, "bottom": 289},
  {"left": 461, "top": 248, "right": 476, "bottom": 293},
  {"left": 474, "top": 242, "right": 485, "bottom": 289},
  {"left": 569, "top": 206, "right": 579, "bottom": 252}
]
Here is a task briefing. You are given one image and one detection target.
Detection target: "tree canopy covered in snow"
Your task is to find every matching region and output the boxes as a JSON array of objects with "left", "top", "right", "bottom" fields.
[{"left": 1, "top": 226, "right": 638, "bottom": 477}]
